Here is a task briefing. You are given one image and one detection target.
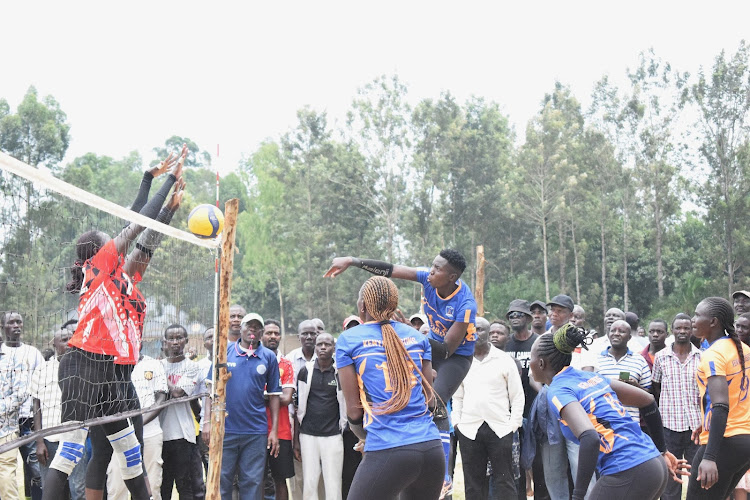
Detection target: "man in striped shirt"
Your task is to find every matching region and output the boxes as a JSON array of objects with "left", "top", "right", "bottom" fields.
[
  {"left": 651, "top": 313, "right": 701, "bottom": 500},
  {"left": 595, "top": 319, "right": 652, "bottom": 422}
]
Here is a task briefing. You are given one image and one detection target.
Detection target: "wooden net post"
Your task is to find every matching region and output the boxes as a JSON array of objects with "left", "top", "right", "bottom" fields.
[
  {"left": 206, "top": 199, "right": 239, "bottom": 500},
  {"left": 475, "top": 245, "right": 485, "bottom": 316}
]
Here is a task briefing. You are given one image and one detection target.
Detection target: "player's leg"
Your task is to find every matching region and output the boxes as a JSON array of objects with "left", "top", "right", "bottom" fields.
[{"left": 431, "top": 353, "right": 472, "bottom": 496}]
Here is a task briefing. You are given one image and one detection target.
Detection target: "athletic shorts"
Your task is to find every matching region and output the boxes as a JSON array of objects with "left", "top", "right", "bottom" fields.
[
  {"left": 59, "top": 347, "right": 135, "bottom": 422},
  {"left": 268, "top": 439, "right": 294, "bottom": 480}
]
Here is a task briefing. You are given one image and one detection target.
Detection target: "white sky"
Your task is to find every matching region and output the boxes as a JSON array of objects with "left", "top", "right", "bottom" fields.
[{"left": 2, "top": 1, "right": 748, "bottom": 175}]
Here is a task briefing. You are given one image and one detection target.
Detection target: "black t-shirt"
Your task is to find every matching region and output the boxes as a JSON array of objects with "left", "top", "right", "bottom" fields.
[
  {"left": 505, "top": 332, "right": 539, "bottom": 418},
  {"left": 298, "top": 364, "right": 340, "bottom": 437}
]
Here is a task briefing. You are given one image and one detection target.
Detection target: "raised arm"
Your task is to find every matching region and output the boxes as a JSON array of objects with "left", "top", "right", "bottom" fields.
[
  {"left": 124, "top": 177, "right": 185, "bottom": 278},
  {"left": 115, "top": 146, "right": 185, "bottom": 257},
  {"left": 324, "top": 256, "right": 418, "bottom": 282}
]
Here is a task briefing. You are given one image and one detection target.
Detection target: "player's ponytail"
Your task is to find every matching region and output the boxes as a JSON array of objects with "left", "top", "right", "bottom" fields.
[
  {"left": 360, "top": 276, "right": 434, "bottom": 415},
  {"left": 536, "top": 323, "right": 590, "bottom": 373},
  {"left": 66, "top": 230, "right": 106, "bottom": 294},
  {"left": 703, "top": 297, "right": 748, "bottom": 389}
]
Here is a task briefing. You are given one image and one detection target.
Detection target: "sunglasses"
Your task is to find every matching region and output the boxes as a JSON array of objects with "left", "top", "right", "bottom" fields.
[{"left": 508, "top": 312, "right": 528, "bottom": 319}]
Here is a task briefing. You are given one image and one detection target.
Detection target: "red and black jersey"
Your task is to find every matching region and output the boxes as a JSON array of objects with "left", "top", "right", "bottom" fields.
[{"left": 69, "top": 239, "right": 145, "bottom": 365}]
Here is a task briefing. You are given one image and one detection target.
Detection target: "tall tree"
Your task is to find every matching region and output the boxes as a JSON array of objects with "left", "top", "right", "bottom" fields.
[
  {"left": 346, "top": 74, "right": 412, "bottom": 262},
  {"left": 691, "top": 41, "right": 750, "bottom": 296},
  {"left": 624, "top": 50, "right": 688, "bottom": 299}
]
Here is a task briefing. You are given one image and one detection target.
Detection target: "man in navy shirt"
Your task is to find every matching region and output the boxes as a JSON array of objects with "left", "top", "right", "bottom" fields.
[{"left": 205, "top": 313, "right": 281, "bottom": 500}]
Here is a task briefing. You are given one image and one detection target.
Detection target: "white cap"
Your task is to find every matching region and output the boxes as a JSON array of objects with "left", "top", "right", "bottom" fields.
[{"left": 241, "top": 313, "right": 264, "bottom": 326}]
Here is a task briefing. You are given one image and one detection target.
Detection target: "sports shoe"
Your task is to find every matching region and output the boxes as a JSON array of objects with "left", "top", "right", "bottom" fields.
[{"left": 439, "top": 477, "right": 453, "bottom": 499}]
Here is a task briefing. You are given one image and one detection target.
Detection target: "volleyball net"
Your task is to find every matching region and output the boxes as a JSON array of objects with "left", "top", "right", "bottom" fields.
[{"left": 0, "top": 151, "right": 220, "bottom": 453}]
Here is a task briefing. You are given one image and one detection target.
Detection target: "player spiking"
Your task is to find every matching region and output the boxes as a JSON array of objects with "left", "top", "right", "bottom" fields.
[{"left": 325, "top": 249, "right": 477, "bottom": 498}]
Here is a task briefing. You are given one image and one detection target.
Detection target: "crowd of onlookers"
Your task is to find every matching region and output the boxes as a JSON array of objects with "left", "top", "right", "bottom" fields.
[{"left": 2, "top": 289, "right": 750, "bottom": 500}]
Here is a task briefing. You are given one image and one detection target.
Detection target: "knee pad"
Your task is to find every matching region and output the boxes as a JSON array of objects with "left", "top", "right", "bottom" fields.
[
  {"left": 50, "top": 427, "right": 89, "bottom": 475},
  {"left": 108, "top": 423, "right": 142, "bottom": 481}
]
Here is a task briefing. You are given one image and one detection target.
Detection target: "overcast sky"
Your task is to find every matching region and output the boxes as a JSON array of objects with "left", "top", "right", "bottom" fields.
[{"left": 2, "top": 1, "right": 748, "bottom": 175}]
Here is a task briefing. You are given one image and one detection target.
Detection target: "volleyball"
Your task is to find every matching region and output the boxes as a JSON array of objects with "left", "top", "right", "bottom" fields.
[{"left": 188, "top": 204, "right": 224, "bottom": 238}]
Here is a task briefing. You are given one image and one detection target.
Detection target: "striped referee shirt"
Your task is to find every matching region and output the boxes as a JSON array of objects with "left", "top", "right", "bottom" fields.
[
  {"left": 651, "top": 344, "right": 701, "bottom": 432},
  {"left": 596, "top": 347, "right": 652, "bottom": 422}
]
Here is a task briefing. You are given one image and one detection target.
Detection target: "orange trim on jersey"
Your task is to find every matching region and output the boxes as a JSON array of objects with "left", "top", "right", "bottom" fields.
[{"left": 436, "top": 281, "right": 462, "bottom": 301}]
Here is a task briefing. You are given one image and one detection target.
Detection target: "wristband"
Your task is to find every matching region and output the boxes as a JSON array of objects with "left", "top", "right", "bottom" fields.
[
  {"left": 354, "top": 258, "right": 393, "bottom": 277},
  {"left": 347, "top": 415, "right": 363, "bottom": 426}
]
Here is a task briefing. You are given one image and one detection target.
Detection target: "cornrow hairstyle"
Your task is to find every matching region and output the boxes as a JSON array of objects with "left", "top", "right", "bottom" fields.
[
  {"left": 535, "top": 324, "right": 590, "bottom": 374},
  {"left": 702, "top": 297, "right": 748, "bottom": 389},
  {"left": 671, "top": 312, "right": 691, "bottom": 329},
  {"left": 66, "top": 230, "right": 108, "bottom": 294},
  {"left": 439, "top": 248, "right": 467, "bottom": 275},
  {"left": 360, "top": 276, "right": 434, "bottom": 415}
]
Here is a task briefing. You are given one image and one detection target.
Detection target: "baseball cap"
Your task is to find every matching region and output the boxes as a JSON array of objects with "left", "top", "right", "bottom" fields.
[
  {"left": 733, "top": 290, "right": 750, "bottom": 300},
  {"left": 240, "top": 313, "right": 264, "bottom": 326},
  {"left": 342, "top": 315, "right": 362, "bottom": 329},
  {"left": 547, "top": 295, "right": 574, "bottom": 312},
  {"left": 506, "top": 299, "right": 532, "bottom": 317},
  {"left": 530, "top": 300, "right": 548, "bottom": 313}
]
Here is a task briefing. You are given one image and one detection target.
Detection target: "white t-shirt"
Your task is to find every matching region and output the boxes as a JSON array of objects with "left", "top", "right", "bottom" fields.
[
  {"left": 132, "top": 356, "right": 168, "bottom": 438},
  {"left": 160, "top": 358, "right": 201, "bottom": 443},
  {"left": 196, "top": 356, "right": 212, "bottom": 425},
  {"left": 2, "top": 343, "right": 44, "bottom": 418},
  {"left": 29, "top": 357, "right": 62, "bottom": 442}
]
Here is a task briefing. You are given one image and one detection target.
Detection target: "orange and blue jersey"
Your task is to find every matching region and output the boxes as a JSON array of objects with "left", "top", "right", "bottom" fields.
[
  {"left": 696, "top": 336, "right": 750, "bottom": 445},
  {"left": 548, "top": 366, "right": 660, "bottom": 476},
  {"left": 415, "top": 268, "right": 477, "bottom": 356},
  {"left": 335, "top": 321, "right": 440, "bottom": 452}
]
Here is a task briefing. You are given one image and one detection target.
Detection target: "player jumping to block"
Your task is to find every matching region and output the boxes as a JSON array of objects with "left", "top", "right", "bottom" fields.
[{"left": 325, "top": 249, "right": 477, "bottom": 498}]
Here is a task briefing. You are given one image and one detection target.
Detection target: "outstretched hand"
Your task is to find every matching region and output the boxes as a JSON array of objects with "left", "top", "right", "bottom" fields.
[
  {"left": 663, "top": 451, "right": 691, "bottom": 484},
  {"left": 324, "top": 257, "right": 353, "bottom": 278},
  {"left": 170, "top": 143, "right": 188, "bottom": 181},
  {"left": 166, "top": 178, "right": 186, "bottom": 211},
  {"left": 150, "top": 152, "right": 178, "bottom": 178}
]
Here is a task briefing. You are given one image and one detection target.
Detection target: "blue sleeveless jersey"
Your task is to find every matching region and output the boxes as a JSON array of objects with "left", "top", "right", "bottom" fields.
[
  {"left": 548, "top": 366, "right": 660, "bottom": 476},
  {"left": 335, "top": 321, "right": 440, "bottom": 451},
  {"left": 416, "top": 268, "right": 477, "bottom": 356}
]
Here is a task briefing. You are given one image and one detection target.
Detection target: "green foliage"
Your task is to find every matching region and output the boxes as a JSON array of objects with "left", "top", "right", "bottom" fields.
[{"left": 6, "top": 42, "right": 750, "bottom": 339}]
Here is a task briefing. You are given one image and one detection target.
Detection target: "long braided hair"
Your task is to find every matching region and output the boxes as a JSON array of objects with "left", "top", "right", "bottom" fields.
[
  {"left": 66, "top": 230, "right": 108, "bottom": 294},
  {"left": 701, "top": 297, "right": 748, "bottom": 389},
  {"left": 360, "top": 276, "right": 434, "bottom": 415},
  {"left": 535, "top": 323, "right": 590, "bottom": 374}
]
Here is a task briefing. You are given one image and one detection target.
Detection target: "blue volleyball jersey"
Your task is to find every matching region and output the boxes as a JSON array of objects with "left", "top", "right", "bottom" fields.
[
  {"left": 548, "top": 366, "right": 660, "bottom": 476},
  {"left": 335, "top": 321, "right": 440, "bottom": 452},
  {"left": 416, "top": 268, "right": 477, "bottom": 356}
]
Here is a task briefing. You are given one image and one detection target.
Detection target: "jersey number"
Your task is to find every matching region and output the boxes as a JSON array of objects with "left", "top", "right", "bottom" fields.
[{"left": 376, "top": 361, "right": 418, "bottom": 392}]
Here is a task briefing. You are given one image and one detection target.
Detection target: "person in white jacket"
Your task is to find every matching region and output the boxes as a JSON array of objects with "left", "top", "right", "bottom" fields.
[{"left": 452, "top": 317, "right": 524, "bottom": 499}]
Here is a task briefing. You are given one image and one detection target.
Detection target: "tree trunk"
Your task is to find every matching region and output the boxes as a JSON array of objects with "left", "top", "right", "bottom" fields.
[
  {"left": 475, "top": 245, "right": 485, "bottom": 316},
  {"left": 558, "top": 219, "right": 567, "bottom": 293},
  {"left": 622, "top": 204, "right": 629, "bottom": 311},
  {"left": 542, "top": 216, "right": 550, "bottom": 302},
  {"left": 601, "top": 218, "right": 608, "bottom": 318},
  {"left": 277, "top": 276, "right": 286, "bottom": 352},
  {"left": 655, "top": 203, "right": 664, "bottom": 298},
  {"left": 571, "top": 219, "right": 581, "bottom": 305}
]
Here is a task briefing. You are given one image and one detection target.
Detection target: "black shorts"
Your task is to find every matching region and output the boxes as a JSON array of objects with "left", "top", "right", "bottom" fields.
[
  {"left": 347, "top": 440, "right": 443, "bottom": 500},
  {"left": 59, "top": 347, "right": 136, "bottom": 422},
  {"left": 268, "top": 439, "right": 294, "bottom": 480}
]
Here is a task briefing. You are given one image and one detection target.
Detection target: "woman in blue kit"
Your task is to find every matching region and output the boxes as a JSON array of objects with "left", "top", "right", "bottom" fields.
[
  {"left": 528, "top": 324, "right": 690, "bottom": 500},
  {"left": 326, "top": 249, "right": 476, "bottom": 497},
  {"left": 336, "top": 276, "right": 443, "bottom": 500}
]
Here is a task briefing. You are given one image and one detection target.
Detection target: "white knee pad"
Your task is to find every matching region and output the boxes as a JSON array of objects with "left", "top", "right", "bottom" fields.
[
  {"left": 49, "top": 427, "right": 89, "bottom": 475},
  {"left": 108, "top": 423, "right": 142, "bottom": 481}
]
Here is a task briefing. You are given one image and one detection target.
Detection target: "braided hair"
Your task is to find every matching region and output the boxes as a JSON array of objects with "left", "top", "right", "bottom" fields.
[
  {"left": 535, "top": 323, "right": 590, "bottom": 374},
  {"left": 701, "top": 297, "right": 748, "bottom": 388},
  {"left": 360, "top": 276, "right": 434, "bottom": 415},
  {"left": 66, "top": 230, "right": 108, "bottom": 294}
]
